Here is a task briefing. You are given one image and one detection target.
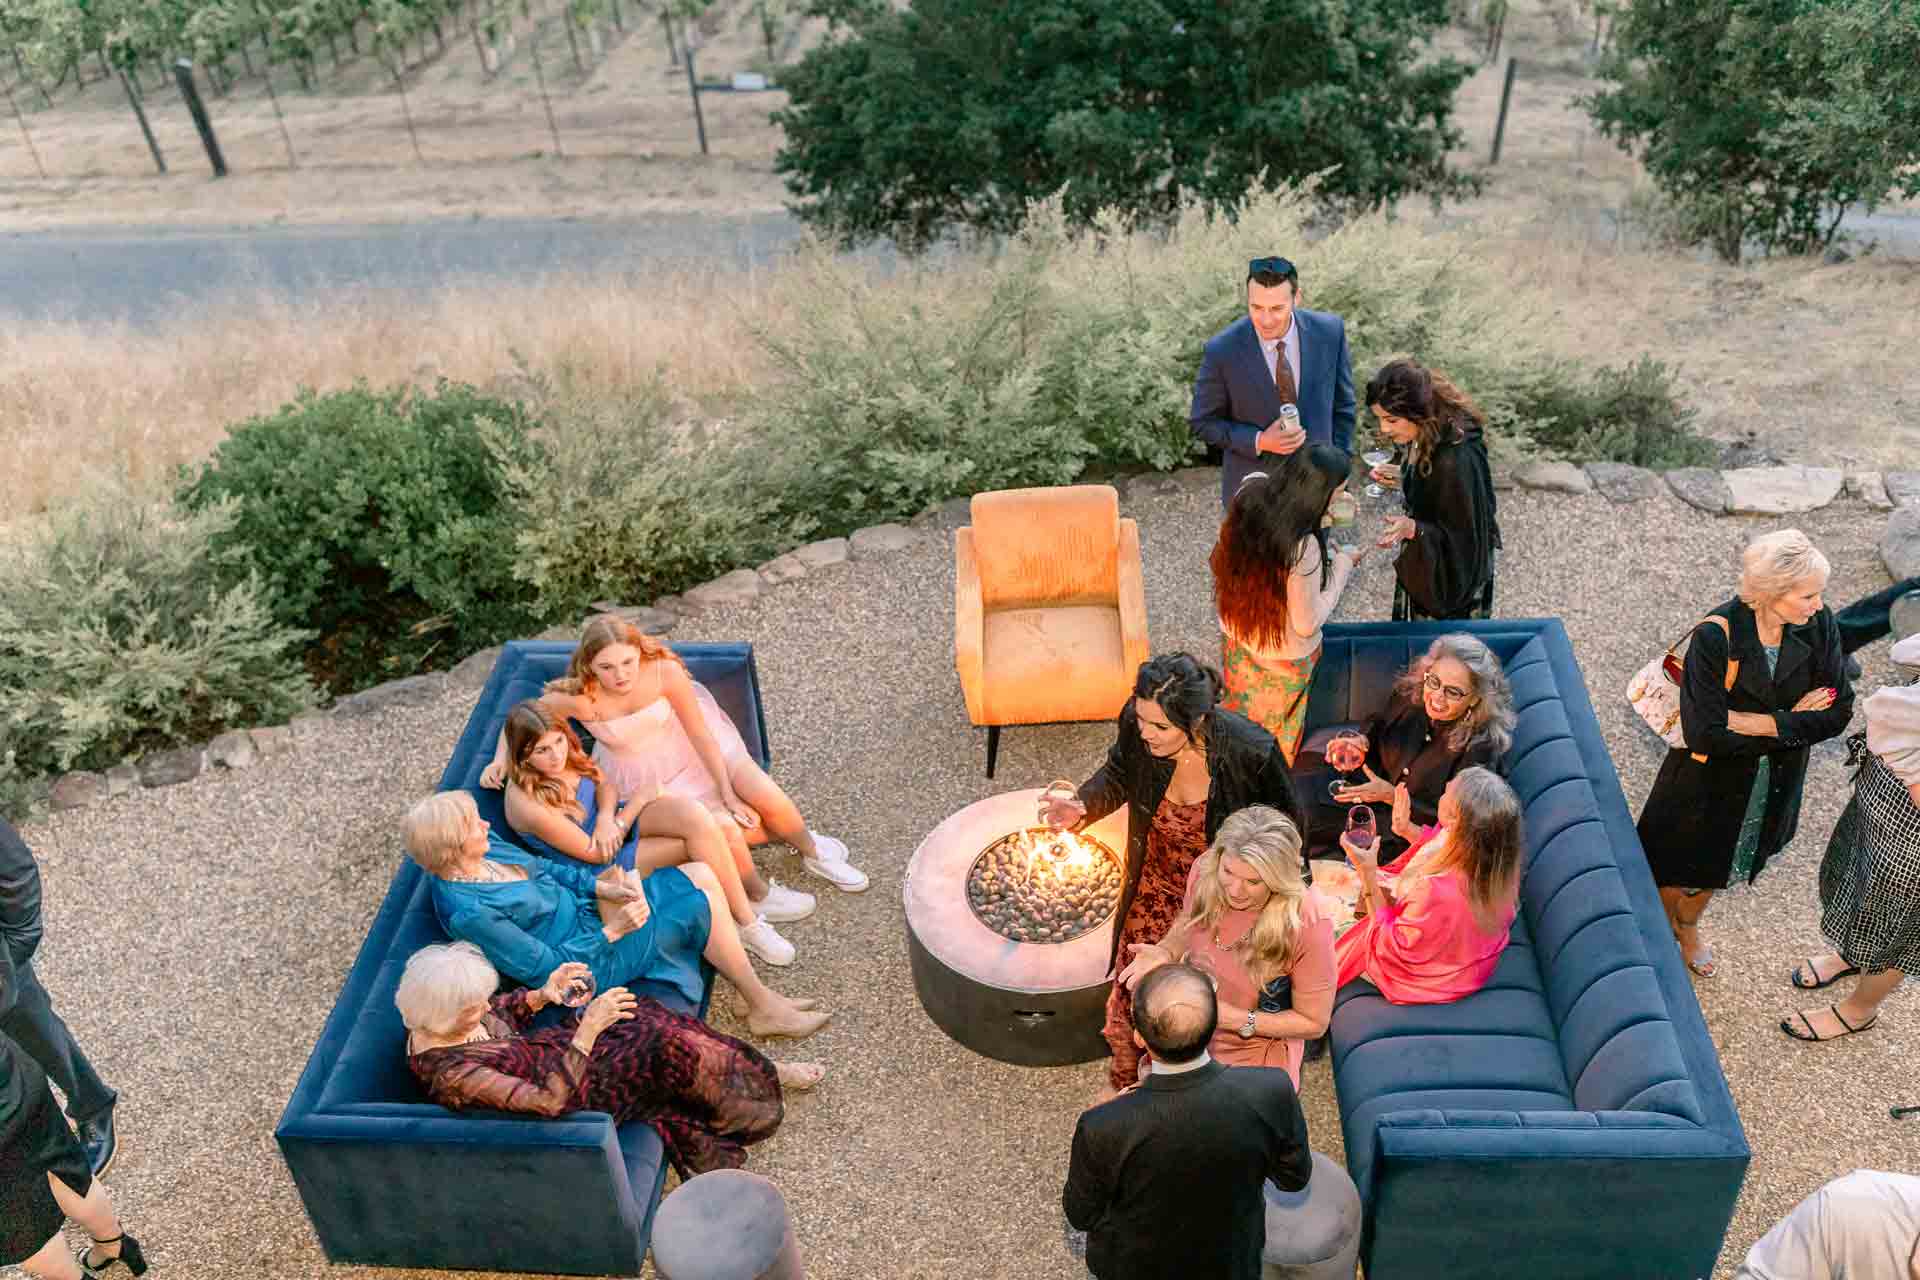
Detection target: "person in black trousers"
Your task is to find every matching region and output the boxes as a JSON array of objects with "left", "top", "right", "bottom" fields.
[
  {"left": 1063, "top": 963, "right": 1313, "bottom": 1280},
  {"left": 1836, "top": 576, "right": 1920, "bottom": 677},
  {"left": 0, "top": 819, "right": 116, "bottom": 1175}
]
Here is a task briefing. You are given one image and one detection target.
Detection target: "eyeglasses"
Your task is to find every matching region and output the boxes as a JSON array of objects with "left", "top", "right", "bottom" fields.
[
  {"left": 1247, "top": 256, "right": 1298, "bottom": 283},
  {"left": 1423, "top": 672, "right": 1472, "bottom": 703}
]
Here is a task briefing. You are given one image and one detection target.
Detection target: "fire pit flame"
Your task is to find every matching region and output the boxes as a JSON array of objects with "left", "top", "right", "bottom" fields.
[{"left": 966, "top": 826, "right": 1122, "bottom": 945}]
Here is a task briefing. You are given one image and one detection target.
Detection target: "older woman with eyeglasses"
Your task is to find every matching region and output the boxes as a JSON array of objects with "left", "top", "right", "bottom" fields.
[{"left": 1320, "top": 633, "right": 1516, "bottom": 861}]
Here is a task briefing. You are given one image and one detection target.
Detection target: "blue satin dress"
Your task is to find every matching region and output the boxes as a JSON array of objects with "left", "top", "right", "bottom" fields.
[{"left": 432, "top": 834, "right": 709, "bottom": 1008}]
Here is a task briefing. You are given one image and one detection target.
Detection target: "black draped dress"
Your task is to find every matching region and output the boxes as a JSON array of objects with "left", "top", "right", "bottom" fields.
[
  {"left": 0, "top": 947, "right": 92, "bottom": 1264},
  {"left": 1394, "top": 421, "right": 1501, "bottom": 621}
]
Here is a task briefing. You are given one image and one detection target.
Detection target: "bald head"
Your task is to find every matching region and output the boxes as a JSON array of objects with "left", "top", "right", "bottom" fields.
[{"left": 1132, "top": 964, "right": 1217, "bottom": 1064}]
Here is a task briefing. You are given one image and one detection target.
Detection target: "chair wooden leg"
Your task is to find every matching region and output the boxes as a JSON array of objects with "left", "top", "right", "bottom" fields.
[{"left": 985, "top": 725, "right": 1001, "bottom": 780}]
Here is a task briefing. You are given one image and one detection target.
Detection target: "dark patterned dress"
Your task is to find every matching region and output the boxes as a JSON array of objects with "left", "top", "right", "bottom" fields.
[
  {"left": 409, "top": 989, "right": 783, "bottom": 1177},
  {"left": 1100, "top": 797, "right": 1210, "bottom": 1091}
]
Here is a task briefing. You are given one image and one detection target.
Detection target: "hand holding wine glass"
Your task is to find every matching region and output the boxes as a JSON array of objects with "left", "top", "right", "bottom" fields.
[
  {"left": 541, "top": 961, "right": 592, "bottom": 1007},
  {"left": 1342, "top": 805, "right": 1379, "bottom": 871},
  {"left": 1039, "top": 780, "right": 1087, "bottom": 831}
]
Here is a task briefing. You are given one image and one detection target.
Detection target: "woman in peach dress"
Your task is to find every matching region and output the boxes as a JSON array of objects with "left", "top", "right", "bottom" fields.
[
  {"left": 1117, "top": 806, "right": 1335, "bottom": 1089},
  {"left": 1335, "top": 767, "right": 1522, "bottom": 1003}
]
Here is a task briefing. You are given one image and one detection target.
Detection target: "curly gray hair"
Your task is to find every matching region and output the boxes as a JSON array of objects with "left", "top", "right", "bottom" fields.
[{"left": 1395, "top": 633, "right": 1515, "bottom": 756}]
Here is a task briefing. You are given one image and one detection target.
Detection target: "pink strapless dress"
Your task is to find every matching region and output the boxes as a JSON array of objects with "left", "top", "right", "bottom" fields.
[{"left": 583, "top": 687, "right": 750, "bottom": 812}]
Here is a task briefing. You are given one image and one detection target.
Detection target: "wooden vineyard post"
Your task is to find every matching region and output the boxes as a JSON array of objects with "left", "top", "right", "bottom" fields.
[
  {"left": 119, "top": 69, "right": 167, "bottom": 173},
  {"left": 173, "top": 59, "right": 229, "bottom": 177}
]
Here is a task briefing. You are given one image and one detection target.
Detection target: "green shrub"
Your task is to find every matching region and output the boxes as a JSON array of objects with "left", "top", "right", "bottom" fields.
[
  {"left": 745, "top": 187, "right": 1703, "bottom": 527},
  {"left": 0, "top": 495, "right": 314, "bottom": 818},
  {"left": 177, "top": 381, "right": 546, "bottom": 694},
  {"left": 1517, "top": 356, "right": 1715, "bottom": 469},
  {"left": 493, "top": 373, "right": 799, "bottom": 618}
]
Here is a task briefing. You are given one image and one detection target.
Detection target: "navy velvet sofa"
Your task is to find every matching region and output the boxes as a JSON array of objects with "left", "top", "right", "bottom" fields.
[
  {"left": 1300, "top": 620, "right": 1749, "bottom": 1280},
  {"left": 276, "top": 641, "right": 769, "bottom": 1276}
]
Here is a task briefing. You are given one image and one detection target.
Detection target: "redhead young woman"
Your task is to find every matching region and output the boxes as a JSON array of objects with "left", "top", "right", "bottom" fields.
[{"left": 482, "top": 617, "right": 867, "bottom": 967}]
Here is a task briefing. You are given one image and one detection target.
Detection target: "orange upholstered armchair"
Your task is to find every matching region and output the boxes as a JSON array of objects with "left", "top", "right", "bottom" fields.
[{"left": 954, "top": 484, "right": 1150, "bottom": 777}]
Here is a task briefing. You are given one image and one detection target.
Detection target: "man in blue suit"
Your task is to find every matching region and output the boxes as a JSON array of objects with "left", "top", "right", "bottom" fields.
[{"left": 1189, "top": 256, "right": 1356, "bottom": 508}]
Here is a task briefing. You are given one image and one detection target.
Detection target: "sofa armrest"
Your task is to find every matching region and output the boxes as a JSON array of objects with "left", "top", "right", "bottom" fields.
[
  {"left": 1115, "top": 517, "right": 1150, "bottom": 673},
  {"left": 954, "top": 527, "right": 986, "bottom": 724},
  {"left": 1361, "top": 1109, "right": 1748, "bottom": 1280}
]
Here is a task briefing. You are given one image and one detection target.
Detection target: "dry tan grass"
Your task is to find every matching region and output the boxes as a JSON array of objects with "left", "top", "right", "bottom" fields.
[
  {"left": 0, "top": 0, "right": 798, "bottom": 228},
  {"left": 4, "top": 0, "right": 1915, "bottom": 522},
  {"left": 0, "top": 265, "right": 796, "bottom": 511}
]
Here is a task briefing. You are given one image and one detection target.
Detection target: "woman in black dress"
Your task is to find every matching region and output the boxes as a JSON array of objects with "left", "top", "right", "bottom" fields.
[
  {"left": 1365, "top": 359, "right": 1501, "bottom": 621},
  {"left": 1, "top": 953, "right": 145, "bottom": 1280},
  {"left": 1638, "top": 530, "right": 1852, "bottom": 978},
  {"left": 1319, "top": 633, "right": 1516, "bottom": 861},
  {"left": 1039, "top": 653, "right": 1305, "bottom": 1092}
]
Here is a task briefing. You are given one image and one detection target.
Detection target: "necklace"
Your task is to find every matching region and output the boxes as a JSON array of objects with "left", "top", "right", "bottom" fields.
[
  {"left": 448, "top": 860, "right": 505, "bottom": 885},
  {"left": 1212, "top": 912, "right": 1255, "bottom": 951}
]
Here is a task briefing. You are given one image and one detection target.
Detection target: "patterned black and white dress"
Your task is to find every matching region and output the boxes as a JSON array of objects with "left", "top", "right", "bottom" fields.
[{"left": 1819, "top": 735, "right": 1920, "bottom": 975}]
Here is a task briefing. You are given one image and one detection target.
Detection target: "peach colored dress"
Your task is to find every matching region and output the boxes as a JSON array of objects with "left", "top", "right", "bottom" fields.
[
  {"left": 1334, "top": 826, "right": 1514, "bottom": 1003},
  {"left": 582, "top": 686, "right": 750, "bottom": 813},
  {"left": 1179, "top": 866, "right": 1337, "bottom": 1089}
]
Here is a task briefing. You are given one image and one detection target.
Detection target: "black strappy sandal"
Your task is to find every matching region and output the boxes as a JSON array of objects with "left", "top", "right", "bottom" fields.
[
  {"left": 1790, "top": 957, "right": 1860, "bottom": 990},
  {"left": 1780, "top": 1005, "right": 1877, "bottom": 1043},
  {"left": 79, "top": 1233, "right": 147, "bottom": 1278}
]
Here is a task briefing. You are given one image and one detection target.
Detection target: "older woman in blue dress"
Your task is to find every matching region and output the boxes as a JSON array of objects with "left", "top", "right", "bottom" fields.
[{"left": 401, "top": 792, "right": 828, "bottom": 1040}]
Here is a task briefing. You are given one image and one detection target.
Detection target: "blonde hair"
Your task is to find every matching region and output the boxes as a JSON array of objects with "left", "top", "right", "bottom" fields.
[
  {"left": 401, "top": 791, "right": 480, "bottom": 875},
  {"left": 1181, "top": 806, "right": 1307, "bottom": 987},
  {"left": 544, "top": 614, "right": 683, "bottom": 697},
  {"left": 395, "top": 941, "right": 497, "bottom": 1034},
  {"left": 1738, "top": 529, "right": 1830, "bottom": 607}
]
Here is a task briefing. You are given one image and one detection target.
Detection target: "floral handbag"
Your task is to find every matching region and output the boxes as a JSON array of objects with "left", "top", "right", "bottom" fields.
[{"left": 1626, "top": 615, "right": 1736, "bottom": 750}]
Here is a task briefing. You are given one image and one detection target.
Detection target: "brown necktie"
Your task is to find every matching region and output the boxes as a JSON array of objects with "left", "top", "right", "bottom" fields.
[{"left": 1272, "top": 339, "right": 1298, "bottom": 407}]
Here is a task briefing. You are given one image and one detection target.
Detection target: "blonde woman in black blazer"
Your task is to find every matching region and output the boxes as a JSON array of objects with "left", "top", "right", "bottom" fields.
[{"left": 1637, "top": 531, "right": 1854, "bottom": 977}]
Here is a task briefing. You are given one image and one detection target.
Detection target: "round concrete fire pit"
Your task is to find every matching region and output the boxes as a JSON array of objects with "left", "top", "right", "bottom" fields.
[{"left": 904, "top": 789, "right": 1131, "bottom": 1066}]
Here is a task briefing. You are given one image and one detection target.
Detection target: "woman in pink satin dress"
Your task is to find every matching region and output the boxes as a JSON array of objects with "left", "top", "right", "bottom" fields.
[
  {"left": 1335, "top": 767, "right": 1522, "bottom": 1003},
  {"left": 483, "top": 616, "right": 867, "bottom": 968}
]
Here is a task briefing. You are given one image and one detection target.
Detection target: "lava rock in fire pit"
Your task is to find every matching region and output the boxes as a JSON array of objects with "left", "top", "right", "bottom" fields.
[{"left": 966, "top": 828, "right": 1123, "bottom": 945}]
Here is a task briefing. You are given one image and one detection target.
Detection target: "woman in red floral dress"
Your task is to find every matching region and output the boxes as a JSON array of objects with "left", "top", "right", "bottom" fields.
[
  {"left": 1042, "top": 654, "right": 1305, "bottom": 1095},
  {"left": 398, "top": 941, "right": 823, "bottom": 1176}
]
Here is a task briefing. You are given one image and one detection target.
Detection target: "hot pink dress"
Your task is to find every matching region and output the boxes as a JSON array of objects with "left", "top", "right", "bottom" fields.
[
  {"left": 1179, "top": 864, "right": 1336, "bottom": 1089},
  {"left": 1334, "top": 826, "right": 1514, "bottom": 1004},
  {"left": 582, "top": 687, "right": 750, "bottom": 813}
]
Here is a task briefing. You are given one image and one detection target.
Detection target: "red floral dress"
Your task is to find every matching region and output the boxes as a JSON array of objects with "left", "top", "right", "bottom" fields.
[
  {"left": 1101, "top": 797, "right": 1210, "bottom": 1090},
  {"left": 409, "top": 988, "right": 783, "bottom": 1177}
]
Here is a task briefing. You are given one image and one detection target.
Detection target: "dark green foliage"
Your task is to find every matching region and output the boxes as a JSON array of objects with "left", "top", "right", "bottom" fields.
[
  {"left": 1518, "top": 357, "right": 1713, "bottom": 469},
  {"left": 177, "top": 381, "right": 545, "bottom": 693},
  {"left": 0, "top": 496, "right": 314, "bottom": 818},
  {"left": 774, "top": 0, "right": 1481, "bottom": 250},
  {"left": 1586, "top": 0, "right": 1920, "bottom": 262}
]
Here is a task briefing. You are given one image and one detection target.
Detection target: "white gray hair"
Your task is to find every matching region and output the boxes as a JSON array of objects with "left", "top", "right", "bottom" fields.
[
  {"left": 1738, "top": 529, "right": 1830, "bottom": 607},
  {"left": 394, "top": 940, "right": 498, "bottom": 1034},
  {"left": 1403, "top": 633, "right": 1515, "bottom": 757}
]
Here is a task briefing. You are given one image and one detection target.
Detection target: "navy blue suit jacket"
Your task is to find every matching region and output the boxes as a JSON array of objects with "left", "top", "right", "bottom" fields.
[{"left": 1189, "top": 311, "right": 1356, "bottom": 507}]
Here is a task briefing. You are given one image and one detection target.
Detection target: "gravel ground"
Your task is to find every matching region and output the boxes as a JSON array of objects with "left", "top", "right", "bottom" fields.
[{"left": 13, "top": 472, "right": 1919, "bottom": 1279}]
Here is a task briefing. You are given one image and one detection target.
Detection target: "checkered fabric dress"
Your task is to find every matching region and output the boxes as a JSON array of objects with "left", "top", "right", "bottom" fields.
[{"left": 1819, "top": 735, "right": 1920, "bottom": 975}]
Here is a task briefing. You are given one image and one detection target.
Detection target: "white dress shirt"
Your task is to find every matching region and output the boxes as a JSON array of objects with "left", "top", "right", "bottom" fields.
[{"left": 1150, "top": 1050, "right": 1213, "bottom": 1076}]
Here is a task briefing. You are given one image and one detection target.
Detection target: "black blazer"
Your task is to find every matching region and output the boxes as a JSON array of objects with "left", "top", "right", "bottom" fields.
[
  {"left": 1064, "top": 1060, "right": 1313, "bottom": 1280},
  {"left": 0, "top": 819, "right": 43, "bottom": 976},
  {"left": 1637, "top": 599, "right": 1853, "bottom": 888},
  {"left": 1077, "top": 705, "right": 1305, "bottom": 972}
]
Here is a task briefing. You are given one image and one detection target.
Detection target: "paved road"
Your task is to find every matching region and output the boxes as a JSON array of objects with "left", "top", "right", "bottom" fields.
[{"left": 0, "top": 212, "right": 809, "bottom": 327}]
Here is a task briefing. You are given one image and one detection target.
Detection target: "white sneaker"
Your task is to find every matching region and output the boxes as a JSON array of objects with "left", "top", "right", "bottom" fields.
[
  {"left": 758, "top": 878, "right": 817, "bottom": 923},
  {"left": 738, "top": 915, "right": 796, "bottom": 967},
  {"left": 802, "top": 832, "right": 870, "bottom": 892}
]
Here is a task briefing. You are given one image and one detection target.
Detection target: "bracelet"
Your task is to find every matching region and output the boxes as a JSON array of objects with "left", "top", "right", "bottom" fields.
[{"left": 1238, "top": 1010, "right": 1258, "bottom": 1039}]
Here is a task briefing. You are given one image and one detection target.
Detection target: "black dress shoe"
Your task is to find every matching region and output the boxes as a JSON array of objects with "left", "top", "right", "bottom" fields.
[{"left": 79, "top": 1108, "right": 116, "bottom": 1178}]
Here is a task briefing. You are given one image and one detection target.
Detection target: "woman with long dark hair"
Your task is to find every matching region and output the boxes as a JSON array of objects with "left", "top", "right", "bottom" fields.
[
  {"left": 1365, "top": 359, "right": 1501, "bottom": 621},
  {"left": 1212, "top": 445, "right": 1365, "bottom": 764},
  {"left": 1039, "top": 654, "right": 1305, "bottom": 1094}
]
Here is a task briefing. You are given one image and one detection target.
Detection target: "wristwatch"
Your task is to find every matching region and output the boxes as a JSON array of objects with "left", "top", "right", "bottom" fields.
[{"left": 1238, "top": 1010, "right": 1258, "bottom": 1039}]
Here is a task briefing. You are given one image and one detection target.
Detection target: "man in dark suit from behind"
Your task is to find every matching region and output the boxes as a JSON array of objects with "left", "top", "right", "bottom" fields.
[
  {"left": 1189, "top": 255, "right": 1357, "bottom": 509},
  {"left": 1063, "top": 963, "right": 1313, "bottom": 1280},
  {"left": 0, "top": 817, "right": 117, "bottom": 1174}
]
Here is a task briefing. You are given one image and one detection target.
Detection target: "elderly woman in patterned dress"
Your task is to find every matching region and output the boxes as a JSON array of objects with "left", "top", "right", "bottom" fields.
[
  {"left": 398, "top": 941, "right": 823, "bottom": 1176},
  {"left": 1781, "top": 634, "right": 1920, "bottom": 1042}
]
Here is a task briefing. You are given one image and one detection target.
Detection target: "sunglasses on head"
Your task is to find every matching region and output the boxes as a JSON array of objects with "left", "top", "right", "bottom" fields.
[{"left": 1247, "top": 256, "right": 1298, "bottom": 282}]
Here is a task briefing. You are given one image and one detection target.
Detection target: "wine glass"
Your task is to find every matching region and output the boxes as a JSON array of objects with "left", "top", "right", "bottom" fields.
[
  {"left": 1362, "top": 449, "right": 1393, "bottom": 499},
  {"left": 562, "top": 970, "right": 597, "bottom": 1009},
  {"left": 1325, "top": 736, "right": 1365, "bottom": 798},
  {"left": 1344, "top": 805, "right": 1378, "bottom": 862}
]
